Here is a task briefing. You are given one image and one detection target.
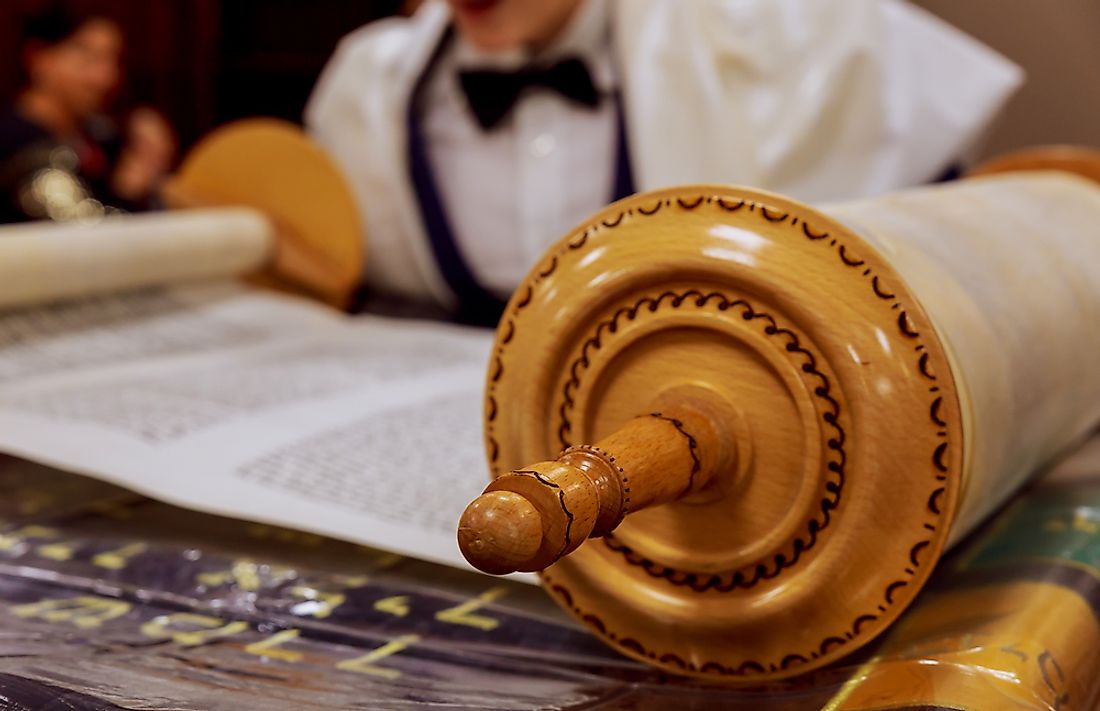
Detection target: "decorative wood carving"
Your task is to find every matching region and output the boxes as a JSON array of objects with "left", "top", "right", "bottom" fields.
[{"left": 459, "top": 149, "right": 1100, "bottom": 681}]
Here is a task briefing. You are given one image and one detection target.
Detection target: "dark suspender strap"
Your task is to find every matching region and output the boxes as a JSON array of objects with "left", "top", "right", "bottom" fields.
[
  {"left": 407, "top": 28, "right": 509, "bottom": 327},
  {"left": 611, "top": 91, "right": 635, "bottom": 201}
]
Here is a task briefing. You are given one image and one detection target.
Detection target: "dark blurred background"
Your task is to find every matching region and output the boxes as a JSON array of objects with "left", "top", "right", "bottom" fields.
[
  {"left": 0, "top": 0, "right": 407, "bottom": 154},
  {"left": 1, "top": 0, "right": 1097, "bottom": 160},
  {"left": 914, "top": 0, "right": 1100, "bottom": 157}
]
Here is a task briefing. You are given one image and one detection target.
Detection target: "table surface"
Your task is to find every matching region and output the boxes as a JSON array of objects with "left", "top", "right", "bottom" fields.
[{"left": 0, "top": 456, "right": 866, "bottom": 710}]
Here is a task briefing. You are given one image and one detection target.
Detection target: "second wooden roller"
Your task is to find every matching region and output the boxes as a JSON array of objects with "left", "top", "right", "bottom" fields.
[{"left": 457, "top": 149, "right": 1100, "bottom": 681}]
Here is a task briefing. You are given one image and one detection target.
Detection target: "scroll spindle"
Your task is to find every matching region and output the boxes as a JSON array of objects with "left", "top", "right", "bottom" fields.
[{"left": 458, "top": 395, "right": 736, "bottom": 575}]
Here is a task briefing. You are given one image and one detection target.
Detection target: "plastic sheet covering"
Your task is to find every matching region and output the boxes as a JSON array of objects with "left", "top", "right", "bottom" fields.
[{"left": 1, "top": 441, "right": 1099, "bottom": 710}]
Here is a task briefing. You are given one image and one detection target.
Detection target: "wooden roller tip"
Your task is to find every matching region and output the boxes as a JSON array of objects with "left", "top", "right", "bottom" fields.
[{"left": 458, "top": 490, "right": 544, "bottom": 575}]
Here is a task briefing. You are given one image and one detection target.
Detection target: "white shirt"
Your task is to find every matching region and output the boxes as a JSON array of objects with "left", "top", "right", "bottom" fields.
[
  {"left": 305, "top": 0, "right": 1022, "bottom": 308},
  {"left": 419, "top": 0, "right": 617, "bottom": 298}
]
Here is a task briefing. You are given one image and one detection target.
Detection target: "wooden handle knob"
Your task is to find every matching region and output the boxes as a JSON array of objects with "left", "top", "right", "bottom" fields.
[
  {"left": 459, "top": 399, "right": 734, "bottom": 575},
  {"left": 457, "top": 490, "right": 545, "bottom": 575}
]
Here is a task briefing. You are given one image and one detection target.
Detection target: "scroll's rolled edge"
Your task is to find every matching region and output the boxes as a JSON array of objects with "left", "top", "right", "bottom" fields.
[
  {"left": 487, "top": 182, "right": 966, "bottom": 681},
  {"left": 0, "top": 207, "right": 275, "bottom": 310}
]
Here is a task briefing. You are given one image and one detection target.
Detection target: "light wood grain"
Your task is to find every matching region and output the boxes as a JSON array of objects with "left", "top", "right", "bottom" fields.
[
  {"left": 169, "top": 118, "right": 364, "bottom": 309},
  {"left": 459, "top": 149, "right": 1100, "bottom": 681}
]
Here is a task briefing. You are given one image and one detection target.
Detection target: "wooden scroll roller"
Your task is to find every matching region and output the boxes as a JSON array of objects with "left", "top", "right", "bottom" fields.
[
  {"left": 458, "top": 147, "right": 1100, "bottom": 681},
  {"left": 0, "top": 118, "right": 362, "bottom": 310}
]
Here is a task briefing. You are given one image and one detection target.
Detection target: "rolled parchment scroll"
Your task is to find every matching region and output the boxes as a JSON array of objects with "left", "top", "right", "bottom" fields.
[
  {"left": 0, "top": 119, "right": 362, "bottom": 310},
  {"left": 0, "top": 208, "right": 272, "bottom": 309},
  {"left": 458, "top": 151, "right": 1100, "bottom": 681}
]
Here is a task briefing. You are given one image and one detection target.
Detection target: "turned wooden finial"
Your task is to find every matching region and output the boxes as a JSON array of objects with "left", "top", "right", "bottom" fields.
[
  {"left": 458, "top": 490, "right": 544, "bottom": 575},
  {"left": 458, "top": 395, "right": 735, "bottom": 575}
]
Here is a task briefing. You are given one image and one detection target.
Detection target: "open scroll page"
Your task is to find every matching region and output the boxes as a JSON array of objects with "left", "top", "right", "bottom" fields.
[{"left": 0, "top": 282, "right": 500, "bottom": 573}]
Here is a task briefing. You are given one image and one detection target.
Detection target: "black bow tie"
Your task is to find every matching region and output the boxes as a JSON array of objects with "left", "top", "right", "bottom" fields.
[{"left": 458, "top": 57, "right": 600, "bottom": 131}]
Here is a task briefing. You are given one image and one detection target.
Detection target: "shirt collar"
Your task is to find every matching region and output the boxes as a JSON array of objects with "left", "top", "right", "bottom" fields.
[{"left": 452, "top": 0, "right": 615, "bottom": 92}]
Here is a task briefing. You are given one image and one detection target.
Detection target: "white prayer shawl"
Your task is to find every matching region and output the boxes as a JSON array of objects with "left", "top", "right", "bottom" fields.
[{"left": 305, "top": 0, "right": 1022, "bottom": 308}]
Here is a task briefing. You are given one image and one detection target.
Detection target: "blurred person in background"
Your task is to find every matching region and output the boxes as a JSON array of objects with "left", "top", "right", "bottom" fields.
[
  {"left": 0, "top": 5, "right": 175, "bottom": 224},
  {"left": 307, "top": 0, "right": 1022, "bottom": 326}
]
